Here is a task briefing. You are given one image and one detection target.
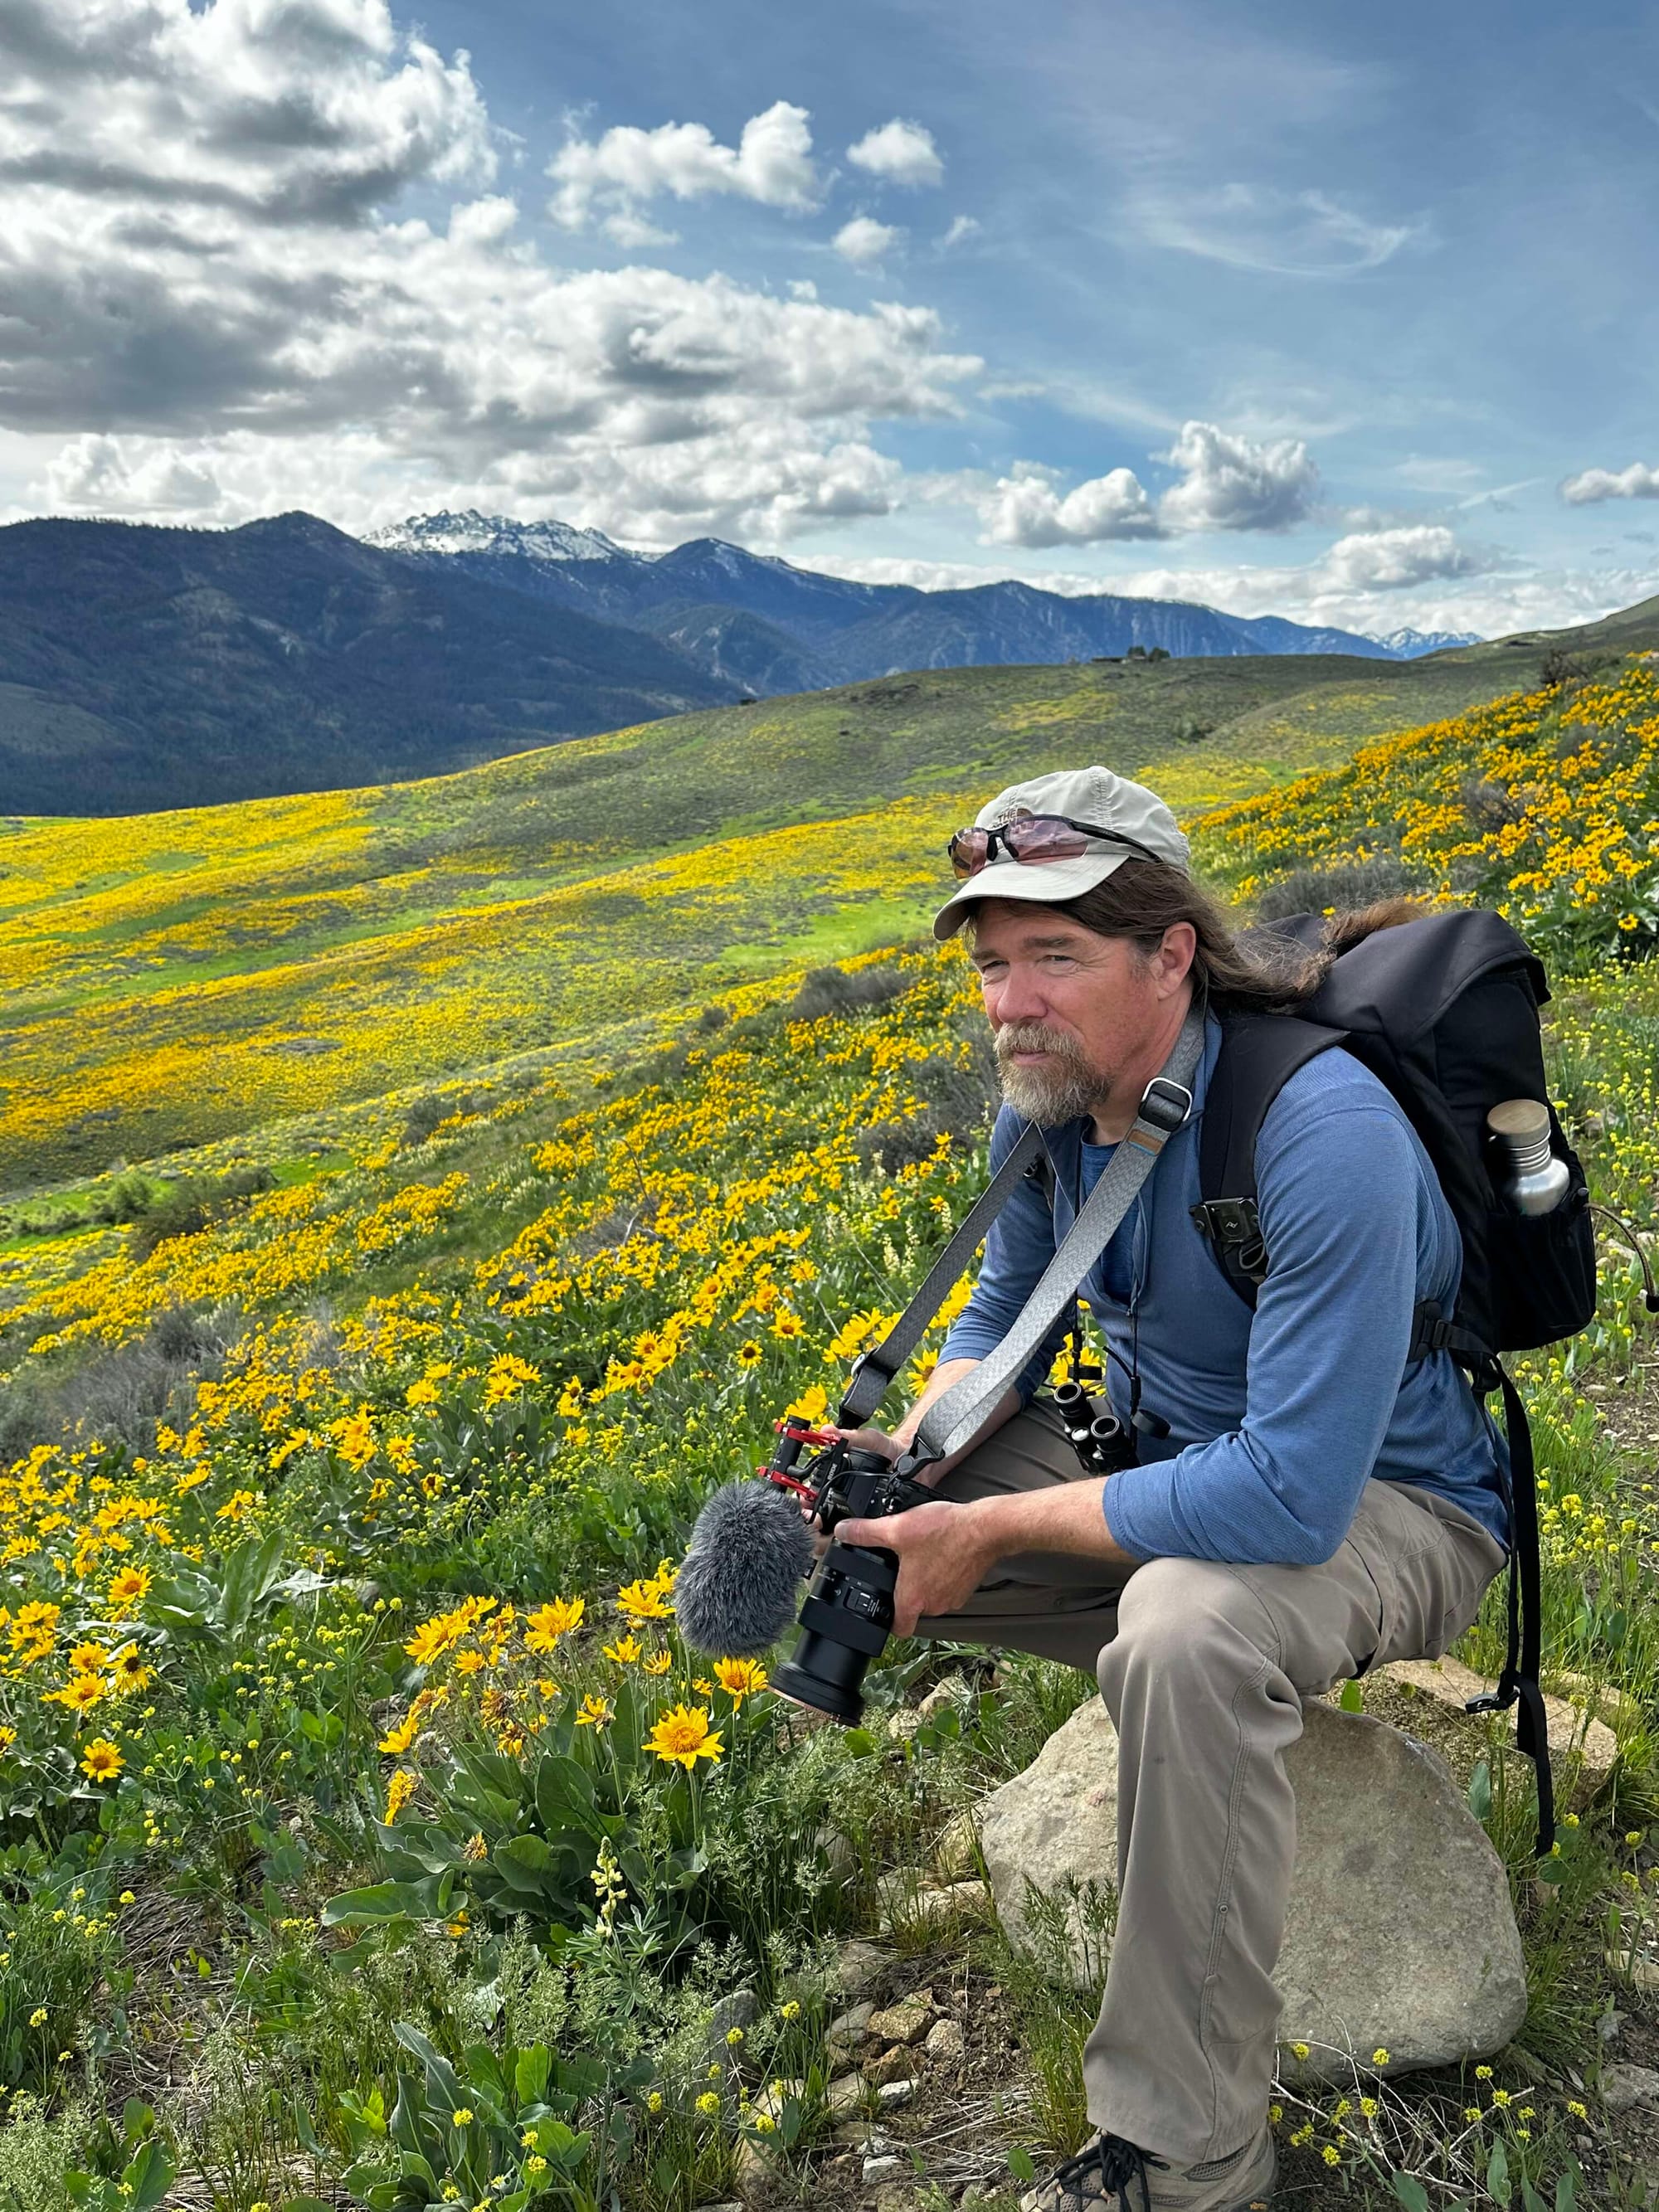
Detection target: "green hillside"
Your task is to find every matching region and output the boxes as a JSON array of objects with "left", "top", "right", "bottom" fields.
[{"left": 0, "top": 642, "right": 1584, "bottom": 1191}]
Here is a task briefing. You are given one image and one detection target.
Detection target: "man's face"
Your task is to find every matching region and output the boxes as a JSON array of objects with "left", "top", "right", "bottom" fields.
[{"left": 966, "top": 899, "right": 1185, "bottom": 1125}]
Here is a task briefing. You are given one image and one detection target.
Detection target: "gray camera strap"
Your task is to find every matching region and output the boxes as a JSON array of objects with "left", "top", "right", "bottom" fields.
[
  {"left": 836, "top": 1119, "right": 1048, "bottom": 1428},
  {"left": 900, "top": 1005, "right": 1204, "bottom": 1471}
]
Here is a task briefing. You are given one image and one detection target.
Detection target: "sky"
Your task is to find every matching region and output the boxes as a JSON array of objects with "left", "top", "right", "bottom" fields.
[{"left": 2, "top": 0, "right": 1658, "bottom": 640}]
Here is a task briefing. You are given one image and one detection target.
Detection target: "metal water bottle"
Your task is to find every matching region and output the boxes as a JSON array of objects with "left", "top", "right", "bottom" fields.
[{"left": 1488, "top": 1098, "right": 1570, "bottom": 1216}]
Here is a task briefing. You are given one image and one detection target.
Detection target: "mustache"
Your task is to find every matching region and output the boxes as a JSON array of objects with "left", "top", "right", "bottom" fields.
[{"left": 994, "top": 1022, "right": 1088, "bottom": 1066}]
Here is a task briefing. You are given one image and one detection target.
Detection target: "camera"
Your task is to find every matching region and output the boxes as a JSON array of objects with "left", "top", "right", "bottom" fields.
[{"left": 760, "top": 1417, "right": 937, "bottom": 1723}]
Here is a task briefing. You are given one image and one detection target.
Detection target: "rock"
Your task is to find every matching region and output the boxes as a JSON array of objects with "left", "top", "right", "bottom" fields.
[
  {"left": 825, "top": 2070, "right": 866, "bottom": 2118},
  {"left": 1374, "top": 1655, "right": 1618, "bottom": 1803},
  {"left": 691, "top": 2203, "right": 745, "bottom": 2212},
  {"left": 754, "top": 2077, "right": 804, "bottom": 2122},
  {"left": 877, "top": 2187, "right": 921, "bottom": 2212},
  {"left": 867, "top": 1991, "right": 935, "bottom": 2044},
  {"left": 864, "top": 2156, "right": 906, "bottom": 2182},
  {"left": 980, "top": 1697, "right": 1526, "bottom": 2084},
  {"left": 815, "top": 1822, "right": 859, "bottom": 1879},
  {"left": 932, "top": 1807, "right": 980, "bottom": 1879},
  {"left": 1554, "top": 1669, "right": 1632, "bottom": 1723},
  {"left": 877, "top": 1869, "right": 990, "bottom": 1935},
  {"left": 832, "top": 1938, "right": 893, "bottom": 1995},
  {"left": 888, "top": 1709, "right": 923, "bottom": 1741},
  {"left": 877, "top": 2078, "right": 917, "bottom": 2108},
  {"left": 705, "top": 1988, "right": 758, "bottom": 2048},
  {"left": 836, "top": 2124, "right": 895, "bottom": 2152},
  {"left": 925, "top": 2015, "right": 967, "bottom": 2065},
  {"left": 917, "top": 1672, "right": 970, "bottom": 1720},
  {"left": 866, "top": 2045, "right": 919, "bottom": 2087},
  {"left": 1604, "top": 2063, "right": 1659, "bottom": 2114},
  {"left": 826, "top": 1998, "right": 877, "bottom": 2057},
  {"left": 1609, "top": 1949, "right": 1659, "bottom": 1992},
  {"left": 731, "top": 2137, "right": 771, "bottom": 2201}
]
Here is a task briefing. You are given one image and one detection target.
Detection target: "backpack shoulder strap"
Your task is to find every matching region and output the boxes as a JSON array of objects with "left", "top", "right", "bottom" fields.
[{"left": 1193, "top": 1009, "right": 1347, "bottom": 1305}]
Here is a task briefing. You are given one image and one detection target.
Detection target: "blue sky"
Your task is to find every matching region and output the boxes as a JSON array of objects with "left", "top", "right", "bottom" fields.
[{"left": 2, "top": 0, "right": 1657, "bottom": 637}]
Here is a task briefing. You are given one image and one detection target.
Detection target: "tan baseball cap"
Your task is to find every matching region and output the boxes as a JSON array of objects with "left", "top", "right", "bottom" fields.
[{"left": 932, "top": 765, "right": 1190, "bottom": 941}]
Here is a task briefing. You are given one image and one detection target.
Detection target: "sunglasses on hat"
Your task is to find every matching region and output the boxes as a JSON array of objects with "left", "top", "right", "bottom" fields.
[{"left": 946, "top": 812, "right": 1166, "bottom": 881}]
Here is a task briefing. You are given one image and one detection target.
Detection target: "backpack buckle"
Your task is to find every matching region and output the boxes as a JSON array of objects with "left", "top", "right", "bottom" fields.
[{"left": 1140, "top": 1076, "right": 1194, "bottom": 1133}]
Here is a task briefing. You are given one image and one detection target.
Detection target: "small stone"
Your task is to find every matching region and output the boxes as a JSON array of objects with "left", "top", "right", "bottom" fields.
[
  {"left": 932, "top": 1807, "right": 980, "bottom": 1879},
  {"left": 832, "top": 1938, "right": 893, "bottom": 1995},
  {"left": 917, "top": 1671, "right": 970, "bottom": 1721},
  {"left": 1607, "top": 1947, "right": 1659, "bottom": 1991},
  {"left": 864, "top": 2156, "right": 906, "bottom": 2182},
  {"left": 866, "top": 2044, "right": 919, "bottom": 2086},
  {"left": 691, "top": 2203, "right": 744, "bottom": 2212},
  {"left": 877, "top": 2078, "right": 917, "bottom": 2108},
  {"left": 825, "top": 2070, "right": 866, "bottom": 2118},
  {"left": 888, "top": 1709, "right": 923, "bottom": 1741},
  {"left": 925, "top": 2016, "right": 966, "bottom": 2064},
  {"left": 835, "top": 2123, "right": 894, "bottom": 2151},
  {"left": 877, "top": 1870, "right": 989, "bottom": 1935},
  {"left": 1604, "top": 2062, "right": 1659, "bottom": 2113},
  {"left": 877, "top": 2186, "right": 921, "bottom": 2212},
  {"left": 827, "top": 1999, "right": 877, "bottom": 2044},
  {"left": 868, "top": 1991, "right": 935, "bottom": 2044}
]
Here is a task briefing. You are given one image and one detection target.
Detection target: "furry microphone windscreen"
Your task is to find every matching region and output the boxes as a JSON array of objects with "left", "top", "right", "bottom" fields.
[{"left": 674, "top": 1479, "right": 817, "bottom": 1657}]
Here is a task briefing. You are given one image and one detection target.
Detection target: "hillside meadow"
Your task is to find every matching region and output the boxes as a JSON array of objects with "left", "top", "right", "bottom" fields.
[
  {"left": 2, "top": 655, "right": 1659, "bottom": 2206},
  {"left": 0, "top": 640, "right": 1577, "bottom": 1194}
]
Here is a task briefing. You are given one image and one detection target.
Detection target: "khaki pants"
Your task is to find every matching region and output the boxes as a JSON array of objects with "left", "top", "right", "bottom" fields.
[{"left": 914, "top": 1400, "right": 1507, "bottom": 2166}]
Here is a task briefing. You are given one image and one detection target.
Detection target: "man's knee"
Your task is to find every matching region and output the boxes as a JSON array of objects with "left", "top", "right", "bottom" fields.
[{"left": 1097, "top": 1554, "right": 1280, "bottom": 1699}]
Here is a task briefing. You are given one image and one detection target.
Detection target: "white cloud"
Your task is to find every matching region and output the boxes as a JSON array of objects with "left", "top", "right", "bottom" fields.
[
  {"left": 2, "top": 9, "right": 983, "bottom": 545},
  {"left": 1156, "top": 421, "right": 1319, "bottom": 533},
  {"left": 971, "top": 420, "right": 1318, "bottom": 547},
  {"left": 845, "top": 119, "right": 944, "bottom": 187},
  {"left": 941, "top": 214, "right": 980, "bottom": 249},
  {"left": 1131, "top": 183, "right": 1420, "bottom": 277},
  {"left": 547, "top": 100, "right": 819, "bottom": 231},
  {"left": 0, "top": 0, "right": 493, "bottom": 222},
  {"left": 978, "top": 462, "right": 1159, "bottom": 547},
  {"left": 1319, "top": 525, "right": 1478, "bottom": 591},
  {"left": 834, "top": 216, "right": 903, "bottom": 265},
  {"left": 1560, "top": 461, "right": 1659, "bottom": 505}
]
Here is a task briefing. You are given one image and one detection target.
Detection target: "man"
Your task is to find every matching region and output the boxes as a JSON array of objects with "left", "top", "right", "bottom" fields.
[{"left": 831, "top": 765, "right": 1509, "bottom": 2212}]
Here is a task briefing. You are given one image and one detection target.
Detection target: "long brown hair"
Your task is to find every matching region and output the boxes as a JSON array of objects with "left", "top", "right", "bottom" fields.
[{"left": 1048, "top": 859, "right": 1329, "bottom": 1014}]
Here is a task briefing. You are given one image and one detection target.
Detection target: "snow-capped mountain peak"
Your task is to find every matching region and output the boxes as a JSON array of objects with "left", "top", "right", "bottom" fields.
[
  {"left": 1369, "top": 625, "right": 1484, "bottom": 657},
  {"left": 367, "top": 508, "right": 640, "bottom": 566}
]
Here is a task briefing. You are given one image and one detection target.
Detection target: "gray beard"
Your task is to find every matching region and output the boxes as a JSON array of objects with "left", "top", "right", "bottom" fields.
[{"left": 995, "top": 1023, "right": 1107, "bottom": 1126}]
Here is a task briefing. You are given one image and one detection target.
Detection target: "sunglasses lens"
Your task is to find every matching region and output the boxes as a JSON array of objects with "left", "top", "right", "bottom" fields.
[
  {"left": 948, "top": 828, "right": 990, "bottom": 878},
  {"left": 1005, "top": 816, "right": 1092, "bottom": 863}
]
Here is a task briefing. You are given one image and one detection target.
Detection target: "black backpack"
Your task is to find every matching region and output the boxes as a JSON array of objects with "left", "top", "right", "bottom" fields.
[{"left": 1192, "top": 907, "right": 1601, "bottom": 1855}]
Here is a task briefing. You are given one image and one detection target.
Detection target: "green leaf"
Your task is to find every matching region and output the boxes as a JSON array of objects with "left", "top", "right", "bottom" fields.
[
  {"left": 1556, "top": 2171, "right": 1577, "bottom": 2212},
  {"left": 1009, "top": 2148, "right": 1037, "bottom": 2184},
  {"left": 1520, "top": 2182, "right": 1547, "bottom": 2212},
  {"left": 123, "top": 2140, "right": 178, "bottom": 2212},
  {"left": 1486, "top": 2139, "right": 1511, "bottom": 2203},
  {"left": 1389, "top": 2177, "right": 1431, "bottom": 2212},
  {"left": 1339, "top": 1678, "right": 1365, "bottom": 1714},
  {"left": 844, "top": 1727, "right": 878, "bottom": 1758},
  {"left": 218, "top": 1529, "right": 288, "bottom": 1639},
  {"left": 533, "top": 1753, "right": 604, "bottom": 1840},
  {"left": 320, "top": 1877, "right": 445, "bottom": 1927},
  {"left": 514, "top": 2045, "right": 552, "bottom": 2107},
  {"left": 1467, "top": 1757, "right": 1492, "bottom": 1823}
]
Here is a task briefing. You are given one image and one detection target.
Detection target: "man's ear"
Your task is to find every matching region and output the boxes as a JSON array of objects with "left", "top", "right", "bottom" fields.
[{"left": 1152, "top": 921, "right": 1198, "bottom": 996}]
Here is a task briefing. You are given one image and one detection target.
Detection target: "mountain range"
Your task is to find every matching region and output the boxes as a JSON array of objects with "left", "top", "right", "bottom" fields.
[
  {"left": 0, "top": 506, "right": 1487, "bottom": 815},
  {"left": 366, "top": 508, "right": 1481, "bottom": 696}
]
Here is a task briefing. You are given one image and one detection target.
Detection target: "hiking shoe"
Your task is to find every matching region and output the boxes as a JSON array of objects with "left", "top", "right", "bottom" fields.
[{"left": 1019, "top": 2125, "right": 1275, "bottom": 2212}]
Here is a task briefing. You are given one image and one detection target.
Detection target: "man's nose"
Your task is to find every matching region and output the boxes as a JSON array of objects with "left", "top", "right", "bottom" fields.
[{"left": 990, "top": 966, "right": 1049, "bottom": 1022}]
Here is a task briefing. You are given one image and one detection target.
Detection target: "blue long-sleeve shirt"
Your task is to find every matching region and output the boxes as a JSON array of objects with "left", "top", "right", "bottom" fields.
[{"left": 937, "top": 1013, "right": 1509, "bottom": 1563}]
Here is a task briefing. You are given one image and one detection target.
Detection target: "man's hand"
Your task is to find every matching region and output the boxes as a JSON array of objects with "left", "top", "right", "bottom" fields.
[{"left": 832, "top": 1498, "right": 995, "bottom": 1638}]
